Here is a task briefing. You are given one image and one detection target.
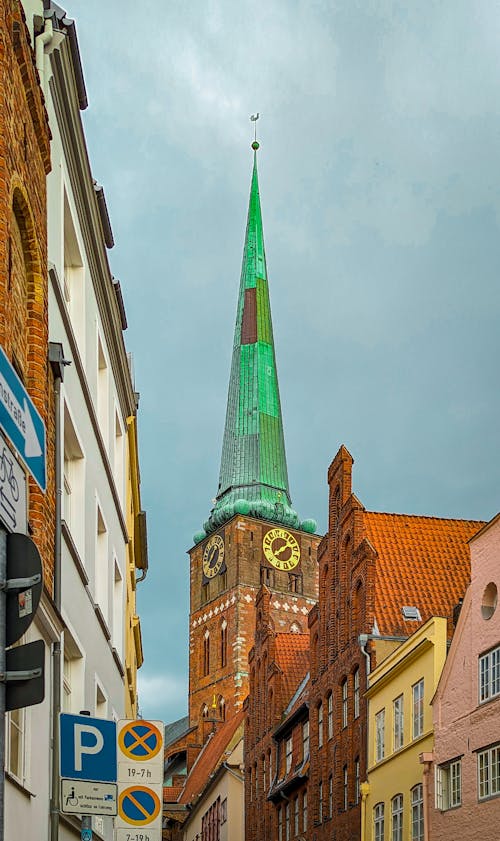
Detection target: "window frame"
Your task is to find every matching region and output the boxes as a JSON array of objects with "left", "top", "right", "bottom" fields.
[
  {"left": 375, "top": 708, "right": 385, "bottom": 762},
  {"left": 393, "top": 694, "right": 404, "bottom": 751},
  {"left": 342, "top": 678, "right": 348, "bottom": 728},
  {"left": 353, "top": 667, "right": 360, "bottom": 719},
  {"left": 318, "top": 700, "right": 324, "bottom": 748},
  {"left": 412, "top": 679, "right": 424, "bottom": 739},
  {"left": 478, "top": 743, "right": 500, "bottom": 801},
  {"left": 411, "top": 783, "right": 424, "bottom": 841},
  {"left": 374, "top": 802, "right": 385, "bottom": 841},
  {"left": 391, "top": 793, "right": 403, "bottom": 841},
  {"left": 479, "top": 645, "right": 500, "bottom": 703}
]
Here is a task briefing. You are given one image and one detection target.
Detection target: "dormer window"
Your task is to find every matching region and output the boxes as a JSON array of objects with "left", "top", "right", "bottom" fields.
[{"left": 402, "top": 605, "right": 421, "bottom": 621}]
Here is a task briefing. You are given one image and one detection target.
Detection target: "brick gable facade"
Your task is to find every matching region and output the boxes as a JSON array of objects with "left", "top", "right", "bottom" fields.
[{"left": 0, "top": 0, "right": 54, "bottom": 584}]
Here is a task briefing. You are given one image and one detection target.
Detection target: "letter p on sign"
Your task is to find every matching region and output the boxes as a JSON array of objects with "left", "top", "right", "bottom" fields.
[
  {"left": 60, "top": 713, "right": 117, "bottom": 782},
  {"left": 74, "top": 723, "right": 104, "bottom": 771}
]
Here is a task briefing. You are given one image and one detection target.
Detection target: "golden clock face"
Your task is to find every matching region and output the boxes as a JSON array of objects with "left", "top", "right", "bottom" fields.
[
  {"left": 263, "top": 528, "right": 300, "bottom": 571},
  {"left": 202, "top": 535, "right": 225, "bottom": 579}
]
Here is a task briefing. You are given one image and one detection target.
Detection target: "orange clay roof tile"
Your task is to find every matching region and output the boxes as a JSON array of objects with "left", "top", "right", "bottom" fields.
[
  {"left": 178, "top": 710, "right": 244, "bottom": 805},
  {"left": 275, "top": 633, "right": 310, "bottom": 700},
  {"left": 364, "top": 512, "right": 484, "bottom": 636}
]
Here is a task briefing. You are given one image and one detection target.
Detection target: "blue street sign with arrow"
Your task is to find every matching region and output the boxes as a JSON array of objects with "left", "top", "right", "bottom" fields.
[{"left": 0, "top": 345, "right": 46, "bottom": 491}]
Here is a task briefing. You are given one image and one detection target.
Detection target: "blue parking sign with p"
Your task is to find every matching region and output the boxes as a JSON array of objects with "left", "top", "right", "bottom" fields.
[{"left": 60, "top": 713, "right": 117, "bottom": 782}]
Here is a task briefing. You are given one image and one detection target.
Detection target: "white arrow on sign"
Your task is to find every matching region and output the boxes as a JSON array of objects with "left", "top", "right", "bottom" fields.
[{"left": 0, "top": 371, "right": 42, "bottom": 458}]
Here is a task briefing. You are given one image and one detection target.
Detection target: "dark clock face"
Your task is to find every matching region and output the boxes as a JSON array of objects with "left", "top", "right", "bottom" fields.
[
  {"left": 202, "top": 535, "right": 225, "bottom": 579},
  {"left": 263, "top": 528, "right": 300, "bottom": 570}
]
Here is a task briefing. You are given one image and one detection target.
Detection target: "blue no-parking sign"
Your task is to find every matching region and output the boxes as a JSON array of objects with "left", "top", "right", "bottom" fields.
[{"left": 60, "top": 713, "right": 117, "bottom": 782}]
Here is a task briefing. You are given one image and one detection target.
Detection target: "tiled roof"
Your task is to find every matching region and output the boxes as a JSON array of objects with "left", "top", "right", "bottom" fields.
[
  {"left": 164, "top": 715, "right": 190, "bottom": 749},
  {"left": 178, "top": 710, "right": 244, "bottom": 805},
  {"left": 163, "top": 785, "right": 184, "bottom": 802},
  {"left": 364, "top": 512, "right": 484, "bottom": 636},
  {"left": 275, "top": 633, "right": 310, "bottom": 700}
]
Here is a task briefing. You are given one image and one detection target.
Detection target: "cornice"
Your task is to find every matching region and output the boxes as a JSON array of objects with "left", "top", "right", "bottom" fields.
[{"left": 48, "top": 42, "right": 136, "bottom": 420}]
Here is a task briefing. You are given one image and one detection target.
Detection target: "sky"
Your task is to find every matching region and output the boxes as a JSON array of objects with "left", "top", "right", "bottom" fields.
[{"left": 72, "top": 0, "right": 500, "bottom": 724}]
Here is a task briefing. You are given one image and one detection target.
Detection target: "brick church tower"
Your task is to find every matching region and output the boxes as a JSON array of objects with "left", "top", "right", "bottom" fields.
[{"left": 187, "top": 140, "right": 321, "bottom": 736}]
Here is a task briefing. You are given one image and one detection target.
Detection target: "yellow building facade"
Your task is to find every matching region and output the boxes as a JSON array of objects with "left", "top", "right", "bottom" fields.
[
  {"left": 363, "top": 617, "right": 448, "bottom": 841},
  {"left": 124, "top": 414, "right": 148, "bottom": 717}
]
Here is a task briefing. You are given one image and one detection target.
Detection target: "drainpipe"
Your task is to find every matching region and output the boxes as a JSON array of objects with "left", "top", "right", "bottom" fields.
[
  {"left": 35, "top": 18, "right": 53, "bottom": 91},
  {"left": 49, "top": 343, "right": 70, "bottom": 841},
  {"left": 419, "top": 752, "right": 433, "bottom": 841},
  {"left": 360, "top": 782, "right": 370, "bottom": 841}
]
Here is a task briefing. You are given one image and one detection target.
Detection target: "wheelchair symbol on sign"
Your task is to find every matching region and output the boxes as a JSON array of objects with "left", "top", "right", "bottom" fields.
[{"left": 65, "top": 786, "right": 78, "bottom": 808}]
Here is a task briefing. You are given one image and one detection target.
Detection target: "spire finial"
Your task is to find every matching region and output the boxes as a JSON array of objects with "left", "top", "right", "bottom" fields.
[{"left": 250, "top": 113, "right": 260, "bottom": 150}]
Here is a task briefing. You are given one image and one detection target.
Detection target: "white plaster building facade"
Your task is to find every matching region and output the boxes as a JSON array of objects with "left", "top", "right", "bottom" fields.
[{"left": 5, "top": 4, "right": 140, "bottom": 840}]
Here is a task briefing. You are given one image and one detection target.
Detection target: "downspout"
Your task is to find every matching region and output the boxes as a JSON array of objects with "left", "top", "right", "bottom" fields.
[
  {"left": 35, "top": 18, "right": 53, "bottom": 92},
  {"left": 420, "top": 752, "right": 433, "bottom": 841},
  {"left": 360, "top": 782, "right": 370, "bottom": 841},
  {"left": 359, "top": 634, "right": 372, "bottom": 841},
  {"left": 49, "top": 344, "right": 70, "bottom": 841}
]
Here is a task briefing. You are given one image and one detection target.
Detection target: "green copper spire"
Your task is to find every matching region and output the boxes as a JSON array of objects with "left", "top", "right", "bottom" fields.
[{"left": 197, "top": 143, "right": 316, "bottom": 539}]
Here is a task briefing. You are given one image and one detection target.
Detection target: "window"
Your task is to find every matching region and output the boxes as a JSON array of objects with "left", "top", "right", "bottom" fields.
[
  {"left": 376, "top": 709, "right": 385, "bottom": 762},
  {"left": 261, "top": 566, "right": 275, "bottom": 587},
  {"left": 202, "top": 581, "right": 209, "bottom": 602},
  {"left": 97, "top": 332, "right": 109, "bottom": 443},
  {"left": 391, "top": 794, "right": 403, "bottom": 841},
  {"left": 286, "top": 736, "right": 293, "bottom": 773},
  {"left": 302, "top": 720, "right": 309, "bottom": 759},
  {"left": 412, "top": 680, "right": 424, "bottom": 738},
  {"left": 354, "top": 667, "right": 360, "bottom": 719},
  {"left": 221, "top": 798, "right": 227, "bottom": 824},
  {"left": 95, "top": 504, "right": 109, "bottom": 619},
  {"left": 479, "top": 645, "right": 500, "bottom": 703},
  {"left": 318, "top": 701, "right": 324, "bottom": 748},
  {"left": 203, "top": 631, "right": 210, "bottom": 676},
  {"left": 63, "top": 403, "right": 85, "bottom": 553},
  {"left": 393, "top": 695, "right": 404, "bottom": 750},
  {"left": 288, "top": 573, "right": 302, "bottom": 593},
  {"left": 268, "top": 748, "right": 273, "bottom": 788},
  {"left": 255, "top": 761, "right": 258, "bottom": 796},
  {"left": 294, "top": 796, "right": 299, "bottom": 834},
  {"left": 95, "top": 681, "right": 107, "bottom": 718},
  {"left": 328, "top": 774, "right": 333, "bottom": 818},
  {"left": 113, "top": 559, "right": 123, "bottom": 659},
  {"left": 411, "top": 784, "right": 424, "bottom": 841},
  {"left": 318, "top": 779, "right": 323, "bottom": 823},
  {"left": 374, "top": 802, "right": 384, "bottom": 841},
  {"left": 6, "top": 708, "right": 28, "bottom": 786},
  {"left": 355, "top": 756, "right": 360, "bottom": 805},
  {"left": 342, "top": 679, "right": 348, "bottom": 727},
  {"left": 220, "top": 619, "right": 228, "bottom": 668},
  {"left": 114, "top": 409, "right": 124, "bottom": 502},
  {"left": 278, "top": 806, "right": 283, "bottom": 841},
  {"left": 327, "top": 691, "right": 333, "bottom": 739},
  {"left": 343, "top": 764, "right": 348, "bottom": 810},
  {"left": 436, "top": 759, "right": 462, "bottom": 809},
  {"left": 478, "top": 744, "right": 500, "bottom": 800},
  {"left": 219, "top": 697, "right": 225, "bottom": 721},
  {"left": 285, "top": 802, "right": 290, "bottom": 841},
  {"left": 303, "top": 790, "right": 308, "bottom": 831}
]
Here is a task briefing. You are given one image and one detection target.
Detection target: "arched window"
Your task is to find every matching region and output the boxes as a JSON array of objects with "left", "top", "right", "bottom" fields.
[
  {"left": 203, "top": 630, "right": 210, "bottom": 676},
  {"left": 318, "top": 701, "right": 324, "bottom": 748},
  {"left": 411, "top": 785, "right": 424, "bottom": 841},
  {"left": 220, "top": 619, "right": 228, "bottom": 668},
  {"left": 219, "top": 696, "right": 225, "bottom": 721},
  {"left": 327, "top": 691, "right": 333, "bottom": 739},
  {"left": 374, "top": 803, "right": 384, "bottom": 841},
  {"left": 202, "top": 703, "right": 209, "bottom": 719},
  {"left": 392, "top": 794, "right": 403, "bottom": 841}
]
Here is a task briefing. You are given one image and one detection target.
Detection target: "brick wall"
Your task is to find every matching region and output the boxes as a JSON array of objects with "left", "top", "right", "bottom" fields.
[{"left": 0, "top": 2, "right": 53, "bottom": 587}]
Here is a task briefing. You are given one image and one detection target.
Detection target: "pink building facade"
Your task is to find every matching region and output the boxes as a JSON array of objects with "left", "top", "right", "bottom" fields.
[{"left": 429, "top": 512, "right": 500, "bottom": 839}]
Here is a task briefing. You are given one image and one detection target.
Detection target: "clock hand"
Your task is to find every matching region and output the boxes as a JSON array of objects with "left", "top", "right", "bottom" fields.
[{"left": 274, "top": 542, "right": 291, "bottom": 557}]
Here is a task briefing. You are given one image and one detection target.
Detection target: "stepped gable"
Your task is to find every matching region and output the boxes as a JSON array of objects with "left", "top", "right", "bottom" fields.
[
  {"left": 364, "top": 512, "right": 485, "bottom": 637},
  {"left": 274, "top": 632, "right": 310, "bottom": 701},
  {"left": 178, "top": 710, "right": 244, "bottom": 806}
]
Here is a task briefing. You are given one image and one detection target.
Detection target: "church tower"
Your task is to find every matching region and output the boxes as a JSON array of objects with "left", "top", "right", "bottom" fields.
[{"left": 188, "top": 139, "right": 321, "bottom": 733}]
